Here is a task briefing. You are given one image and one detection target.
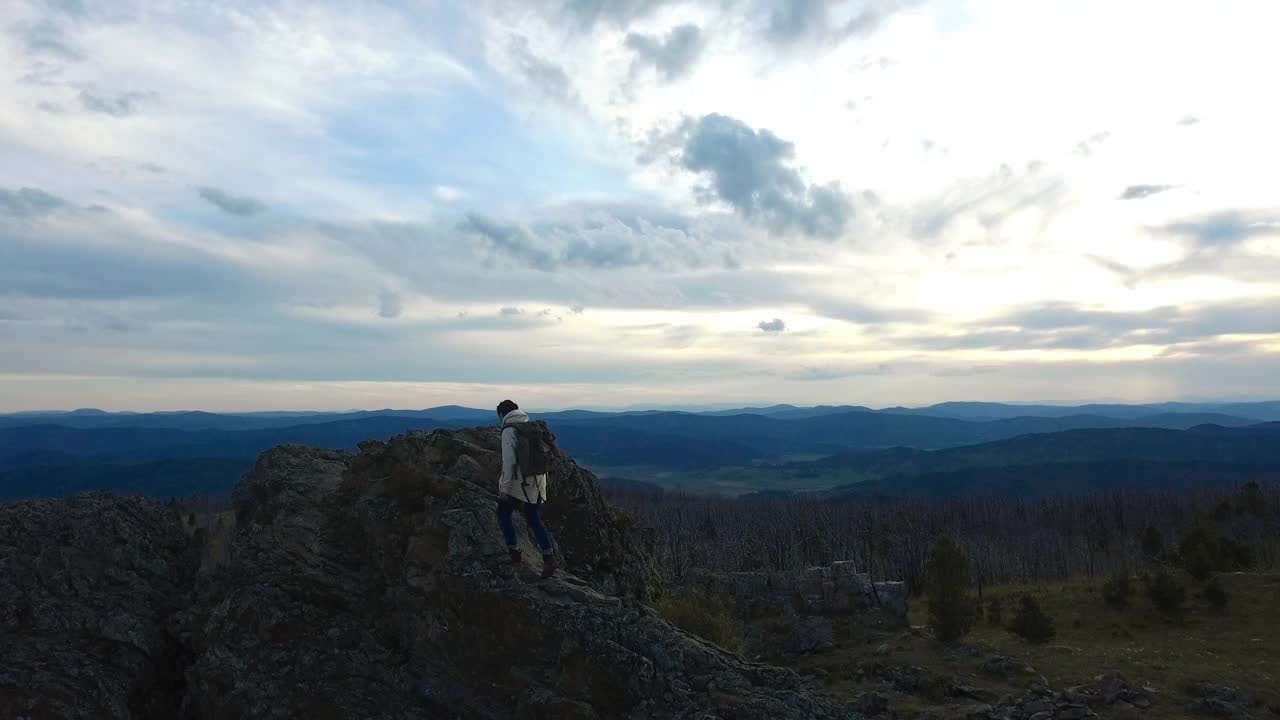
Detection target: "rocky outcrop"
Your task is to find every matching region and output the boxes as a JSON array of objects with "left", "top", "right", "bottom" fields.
[
  {"left": 1185, "top": 684, "right": 1263, "bottom": 720},
  {"left": 0, "top": 493, "right": 197, "bottom": 719},
  {"left": 3, "top": 425, "right": 863, "bottom": 719},
  {"left": 681, "top": 561, "right": 908, "bottom": 657}
]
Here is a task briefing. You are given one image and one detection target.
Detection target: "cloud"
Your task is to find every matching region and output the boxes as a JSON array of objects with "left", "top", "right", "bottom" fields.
[
  {"left": 908, "top": 161, "right": 1068, "bottom": 241},
  {"left": 1179, "top": 115, "right": 1201, "bottom": 126},
  {"left": 676, "top": 113, "right": 852, "bottom": 238},
  {"left": 21, "top": 19, "right": 83, "bottom": 60},
  {"left": 499, "top": 306, "right": 524, "bottom": 316},
  {"left": 510, "top": 35, "right": 577, "bottom": 106},
  {"left": 785, "top": 363, "right": 890, "bottom": 381},
  {"left": 626, "top": 24, "right": 704, "bottom": 81},
  {"left": 433, "top": 185, "right": 463, "bottom": 202},
  {"left": 570, "top": 304, "right": 585, "bottom": 314},
  {"left": 0, "top": 187, "right": 65, "bottom": 217},
  {"left": 377, "top": 289, "right": 402, "bottom": 319},
  {"left": 1119, "top": 184, "right": 1174, "bottom": 200},
  {"left": 902, "top": 298, "right": 1280, "bottom": 352},
  {"left": 1074, "top": 131, "right": 1111, "bottom": 157},
  {"left": 757, "top": 318, "right": 786, "bottom": 332},
  {"left": 197, "top": 187, "right": 268, "bottom": 217},
  {"left": 456, "top": 206, "right": 738, "bottom": 271},
  {"left": 79, "top": 89, "right": 152, "bottom": 117},
  {"left": 762, "top": 0, "right": 922, "bottom": 47},
  {"left": 1159, "top": 210, "right": 1280, "bottom": 247},
  {"left": 560, "top": 0, "right": 674, "bottom": 28},
  {"left": 456, "top": 213, "right": 557, "bottom": 271}
]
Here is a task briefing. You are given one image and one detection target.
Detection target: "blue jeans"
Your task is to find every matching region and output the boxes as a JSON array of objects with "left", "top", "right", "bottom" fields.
[{"left": 497, "top": 497, "right": 555, "bottom": 555}]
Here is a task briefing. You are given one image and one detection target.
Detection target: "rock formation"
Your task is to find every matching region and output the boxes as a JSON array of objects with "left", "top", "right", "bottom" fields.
[
  {"left": 2, "top": 424, "right": 863, "bottom": 719},
  {"left": 680, "top": 562, "right": 908, "bottom": 656}
]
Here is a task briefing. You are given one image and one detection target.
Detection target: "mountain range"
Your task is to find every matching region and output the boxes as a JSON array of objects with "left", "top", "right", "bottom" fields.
[{"left": 2, "top": 402, "right": 1279, "bottom": 500}]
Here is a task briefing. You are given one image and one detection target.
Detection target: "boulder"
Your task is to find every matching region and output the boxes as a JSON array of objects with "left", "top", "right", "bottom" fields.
[{"left": 0, "top": 493, "right": 197, "bottom": 719}]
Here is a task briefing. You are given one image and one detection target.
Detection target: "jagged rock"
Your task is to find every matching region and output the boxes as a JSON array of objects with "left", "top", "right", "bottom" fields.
[
  {"left": 978, "top": 655, "right": 1036, "bottom": 678},
  {"left": 944, "top": 641, "right": 990, "bottom": 662},
  {"left": 682, "top": 560, "right": 907, "bottom": 658},
  {"left": 1185, "top": 684, "right": 1259, "bottom": 720},
  {"left": 2, "top": 427, "right": 869, "bottom": 719},
  {"left": 194, "top": 428, "right": 860, "bottom": 719},
  {"left": 783, "top": 616, "right": 836, "bottom": 654},
  {"left": 0, "top": 493, "right": 197, "bottom": 719},
  {"left": 851, "top": 691, "right": 889, "bottom": 714}
]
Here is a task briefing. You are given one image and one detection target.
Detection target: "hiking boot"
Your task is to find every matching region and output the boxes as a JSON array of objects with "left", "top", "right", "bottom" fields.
[
  {"left": 540, "top": 554, "right": 556, "bottom": 579},
  {"left": 508, "top": 548, "right": 523, "bottom": 565}
]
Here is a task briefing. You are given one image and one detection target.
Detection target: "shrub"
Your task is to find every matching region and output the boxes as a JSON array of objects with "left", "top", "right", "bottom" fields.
[
  {"left": 655, "top": 591, "right": 744, "bottom": 654},
  {"left": 1237, "top": 481, "right": 1266, "bottom": 517},
  {"left": 1008, "top": 595, "right": 1055, "bottom": 644},
  {"left": 1101, "top": 571, "right": 1132, "bottom": 609},
  {"left": 1144, "top": 569, "right": 1187, "bottom": 614},
  {"left": 1201, "top": 578, "right": 1229, "bottom": 609},
  {"left": 1186, "top": 546, "right": 1215, "bottom": 583},
  {"left": 985, "top": 596, "right": 1003, "bottom": 625},
  {"left": 924, "top": 535, "right": 976, "bottom": 642},
  {"left": 1140, "top": 526, "right": 1164, "bottom": 558}
]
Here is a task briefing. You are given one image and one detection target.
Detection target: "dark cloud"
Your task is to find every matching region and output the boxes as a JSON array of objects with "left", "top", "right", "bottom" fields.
[
  {"left": 79, "top": 89, "right": 152, "bottom": 117},
  {"left": 510, "top": 35, "right": 577, "bottom": 106},
  {"left": 677, "top": 113, "right": 852, "bottom": 238},
  {"left": 626, "top": 24, "right": 704, "bottom": 81},
  {"left": 377, "top": 290, "right": 402, "bottom": 319},
  {"left": 0, "top": 187, "right": 65, "bottom": 217},
  {"left": 763, "top": 0, "right": 921, "bottom": 47},
  {"left": 457, "top": 206, "right": 731, "bottom": 271},
  {"left": 560, "top": 0, "right": 673, "bottom": 26},
  {"left": 1119, "top": 184, "right": 1174, "bottom": 200},
  {"left": 455, "top": 213, "right": 557, "bottom": 271},
  {"left": 197, "top": 186, "right": 268, "bottom": 217},
  {"left": 757, "top": 318, "right": 786, "bottom": 332}
]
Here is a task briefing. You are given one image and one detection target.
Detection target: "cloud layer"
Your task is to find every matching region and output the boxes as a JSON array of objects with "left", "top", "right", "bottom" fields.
[{"left": 1, "top": 0, "right": 1279, "bottom": 410}]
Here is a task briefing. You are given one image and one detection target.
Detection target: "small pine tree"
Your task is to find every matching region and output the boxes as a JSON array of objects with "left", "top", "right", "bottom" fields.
[
  {"left": 1008, "top": 595, "right": 1055, "bottom": 643},
  {"left": 1237, "top": 481, "right": 1266, "bottom": 518},
  {"left": 924, "top": 535, "right": 976, "bottom": 642},
  {"left": 986, "top": 596, "right": 1003, "bottom": 626},
  {"left": 1140, "top": 527, "right": 1164, "bottom": 558},
  {"left": 1144, "top": 569, "right": 1187, "bottom": 614},
  {"left": 187, "top": 512, "right": 197, "bottom": 527},
  {"left": 1186, "top": 545, "right": 1214, "bottom": 582},
  {"left": 1101, "top": 571, "right": 1132, "bottom": 609},
  {"left": 1201, "top": 578, "right": 1229, "bottom": 609}
]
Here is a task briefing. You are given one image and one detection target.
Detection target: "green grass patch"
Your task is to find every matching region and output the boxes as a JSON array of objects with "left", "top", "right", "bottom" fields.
[{"left": 655, "top": 590, "right": 745, "bottom": 654}]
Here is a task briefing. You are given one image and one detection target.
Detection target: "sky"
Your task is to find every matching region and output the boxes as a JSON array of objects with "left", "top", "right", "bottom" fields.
[{"left": 1, "top": 0, "right": 1279, "bottom": 412}]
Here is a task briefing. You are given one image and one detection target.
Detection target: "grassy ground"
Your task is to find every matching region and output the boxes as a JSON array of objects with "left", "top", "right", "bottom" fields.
[{"left": 792, "top": 572, "right": 1280, "bottom": 719}]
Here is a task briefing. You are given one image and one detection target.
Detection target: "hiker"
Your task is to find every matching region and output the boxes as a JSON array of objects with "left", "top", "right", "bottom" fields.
[{"left": 495, "top": 399, "right": 556, "bottom": 578}]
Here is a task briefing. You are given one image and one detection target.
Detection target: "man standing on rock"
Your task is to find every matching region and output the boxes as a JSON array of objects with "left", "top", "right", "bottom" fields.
[{"left": 495, "top": 399, "right": 556, "bottom": 578}]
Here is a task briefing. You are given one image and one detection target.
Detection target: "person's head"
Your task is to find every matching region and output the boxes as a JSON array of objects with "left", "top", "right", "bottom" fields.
[{"left": 496, "top": 399, "right": 519, "bottom": 422}]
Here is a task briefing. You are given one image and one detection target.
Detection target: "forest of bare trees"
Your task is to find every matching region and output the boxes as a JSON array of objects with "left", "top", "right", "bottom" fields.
[{"left": 607, "top": 482, "right": 1280, "bottom": 594}]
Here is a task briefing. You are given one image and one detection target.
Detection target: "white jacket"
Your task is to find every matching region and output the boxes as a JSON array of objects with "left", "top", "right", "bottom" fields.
[{"left": 499, "top": 409, "right": 549, "bottom": 503}]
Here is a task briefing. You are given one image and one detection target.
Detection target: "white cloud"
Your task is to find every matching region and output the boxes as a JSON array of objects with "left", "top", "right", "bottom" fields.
[{"left": 1, "top": 0, "right": 1279, "bottom": 409}]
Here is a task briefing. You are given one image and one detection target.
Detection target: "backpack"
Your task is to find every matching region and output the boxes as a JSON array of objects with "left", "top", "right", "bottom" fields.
[{"left": 509, "top": 422, "right": 551, "bottom": 477}]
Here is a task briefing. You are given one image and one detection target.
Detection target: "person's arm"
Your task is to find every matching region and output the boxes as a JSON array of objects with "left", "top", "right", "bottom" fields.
[{"left": 498, "top": 426, "right": 516, "bottom": 497}]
